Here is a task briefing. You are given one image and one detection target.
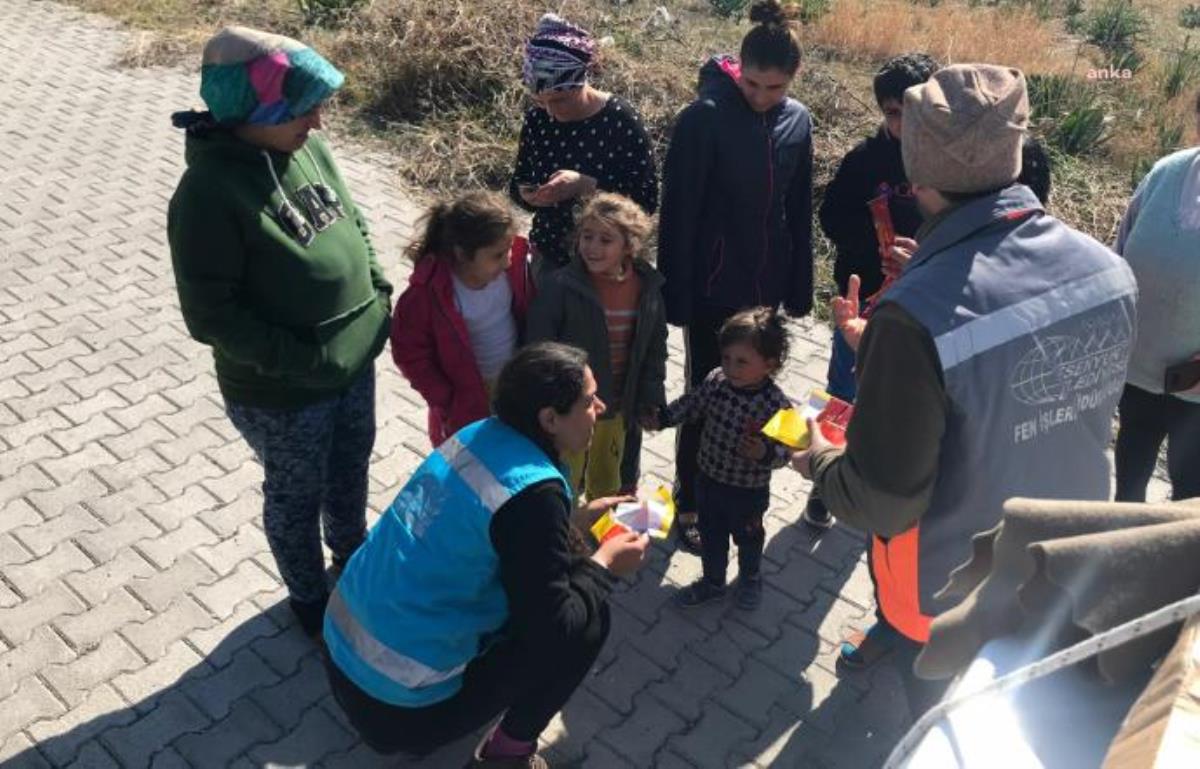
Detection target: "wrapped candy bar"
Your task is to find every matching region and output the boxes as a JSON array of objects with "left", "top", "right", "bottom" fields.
[
  {"left": 863, "top": 188, "right": 897, "bottom": 318},
  {"left": 761, "top": 388, "right": 853, "bottom": 450}
]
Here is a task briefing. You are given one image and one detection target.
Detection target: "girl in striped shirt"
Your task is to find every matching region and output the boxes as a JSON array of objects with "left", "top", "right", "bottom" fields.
[{"left": 527, "top": 194, "right": 668, "bottom": 500}]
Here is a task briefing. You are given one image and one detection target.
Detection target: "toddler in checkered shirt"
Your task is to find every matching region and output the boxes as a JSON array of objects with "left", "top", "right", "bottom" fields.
[{"left": 644, "top": 307, "right": 792, "bottom": 610}]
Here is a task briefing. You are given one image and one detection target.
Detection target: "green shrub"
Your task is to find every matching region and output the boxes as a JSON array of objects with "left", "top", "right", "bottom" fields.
[
  {"left": 1127, "top": 117, "right": 1183, "bottom": 187},
  {"left": 1161, "top": 41, "right": 1200, "bottom": 99},
  {"left": 1065, "top": 0, "right": 1085, "bottom": 33},
  {"left": 708, "top": 0, "right": 748, "bottom": 18},
  {"left": 1084, "top": 0, "right": 1148, "bottom": 68},
  {"left": 796, "top": 0, "right": 833, "bottom": 23},
  {"left": 1156, "top": 119, "right": 1185, "bottom": 154},
  {"left": 1180, "top": 4, "right": 1200, "bottom": 29},
  {"left": 1051, "top": 102, "right": 1109, "bottom": 155},
  {"left": 1028, "top": 72, "right": 1075, "bottom": 120},
  {"left": 1033, "top": 72, "right": 1111, "bottom": 156}
]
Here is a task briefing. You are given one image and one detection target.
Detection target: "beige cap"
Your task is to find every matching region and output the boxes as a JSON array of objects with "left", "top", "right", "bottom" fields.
[{"left": 901, "top": 64, "right": 1030, "bottom": 194}]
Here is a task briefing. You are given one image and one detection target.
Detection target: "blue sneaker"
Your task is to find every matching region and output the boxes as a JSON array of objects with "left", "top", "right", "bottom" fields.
[{"left": 838, "top": 621, "right": 902, "bottom": 670}]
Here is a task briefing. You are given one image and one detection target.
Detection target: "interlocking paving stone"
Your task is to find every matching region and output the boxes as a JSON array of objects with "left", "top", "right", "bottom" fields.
[
  {"left": 41, "top": 635, "right": 144, "bottom": 709},
  {"left": 0, "top": 626, "right": 76, "bottom": 699},
  {"left": 0, "top": 581, "right": 87, "bottom": 647},
  {"left": 596, "top": 693, "right": 688, "bottom": 767},
  {"left": 7, "top": 0, "right": 1148, "bottom": 766},
  {"left": 55, "top": 589, "right": 150, "bottom": 651},
  {"left": 120, "top": 596, "right": 215, "bottom": 661},
  {"left": 173, "top": 699, "right": 282, "bottom": 769},
  {"left": 0, "top": 677, "right": 67, "bottom": 745}
]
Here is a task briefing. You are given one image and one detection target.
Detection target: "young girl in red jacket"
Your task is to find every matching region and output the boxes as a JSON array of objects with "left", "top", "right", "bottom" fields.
[{"left": 391, "top": 192, "right": 534, "bottom": 447}]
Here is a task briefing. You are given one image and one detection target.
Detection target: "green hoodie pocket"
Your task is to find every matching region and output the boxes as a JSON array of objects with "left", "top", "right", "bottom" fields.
[
  {"left": 312, "top": 293, "right": 377, "bottom": 344},
  {"left": 304, "top": 292, "right": 389, "bottom": 388}
]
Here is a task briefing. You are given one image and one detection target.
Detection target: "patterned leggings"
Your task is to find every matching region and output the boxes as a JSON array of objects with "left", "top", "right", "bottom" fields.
[{"left": 225, "top": 367, "right": 376, "bottom": 604}]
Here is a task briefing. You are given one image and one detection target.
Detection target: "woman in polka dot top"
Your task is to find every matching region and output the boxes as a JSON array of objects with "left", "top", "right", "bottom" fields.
[{"left": 509, "top": 14, "right": 658, "bottom": 279}]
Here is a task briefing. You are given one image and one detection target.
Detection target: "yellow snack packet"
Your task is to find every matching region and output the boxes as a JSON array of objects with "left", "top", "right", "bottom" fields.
[
  {"left": 590, "top": 486, "right": 676, "bottom": 543},
  {"left": 762, "top": 389, "right": 832, "bottom": 449}
]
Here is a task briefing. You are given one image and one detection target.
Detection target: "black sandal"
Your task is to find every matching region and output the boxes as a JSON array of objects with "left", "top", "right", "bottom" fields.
[{"left": 675, "top": 511, "right": 702, "bottom": 554}]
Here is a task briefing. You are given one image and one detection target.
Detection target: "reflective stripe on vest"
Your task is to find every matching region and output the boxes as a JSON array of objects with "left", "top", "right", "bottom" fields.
[
  {"left": 327, "top": 433, "right": 514, "bottom": 691},
  {"left": 326, "top": 588, "right": 467, "bottom": 689},
  {"left": 933, "top": 265, "right": 1133, "bottom": 371},
  {"left": 439, "top": 433, "right": 516, "bottom": 513},
  {"left": 871, "top": 530, "right": 932, "bottom": 643}
]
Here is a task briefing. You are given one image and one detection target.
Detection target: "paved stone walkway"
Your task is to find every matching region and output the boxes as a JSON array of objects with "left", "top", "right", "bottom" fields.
[{"left": 3, "top": 2, "right": 1171, "bottom": 768}]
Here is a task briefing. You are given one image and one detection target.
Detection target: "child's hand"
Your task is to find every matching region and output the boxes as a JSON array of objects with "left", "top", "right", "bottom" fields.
[
  {"left": 832, "top": 274, "right": 868, "bottom": 353},
  {"left": 738, "top": 434, "right": 768, "bottom": 462},
  {"left": 639, "top": 406, "right": 660, "bottom": 431},
  {"left": 586, "top": 495, "right": 636, "bottom": 518},
  {"left": 574, "top": 494, "right": 636, "bottom": 530},
  {"left": 881, "top": 236, "right": 917, "bottom": 279}
]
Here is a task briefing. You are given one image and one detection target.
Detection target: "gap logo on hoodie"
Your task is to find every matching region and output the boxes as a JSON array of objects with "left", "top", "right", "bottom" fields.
[{"left": 271, "top": 163, "right": 348, "bottom": 247}]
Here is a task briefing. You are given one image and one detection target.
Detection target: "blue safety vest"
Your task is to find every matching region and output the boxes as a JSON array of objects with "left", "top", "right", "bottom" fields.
[{"left": 324, "top": 417, "right": 569, "bottom": 706}]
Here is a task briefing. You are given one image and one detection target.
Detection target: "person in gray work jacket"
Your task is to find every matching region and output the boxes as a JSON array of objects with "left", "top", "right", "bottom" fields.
[{"left": 791, "top": 64, "right": 1138, "bottom": 718}]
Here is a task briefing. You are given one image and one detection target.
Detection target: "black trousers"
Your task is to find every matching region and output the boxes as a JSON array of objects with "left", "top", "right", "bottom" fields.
[
  {"left": 675, "top": 304, "right": 738, "bottom": 511},
  {"left": 891, "top": 635, "right": 951, "bottom": 720},
  {"left": 1114, "top": 384, "right": 1200, "bottom": 502},
  {"left": 620, "top": 422, "right": 642, "bottom": 493},
  {"left": 697, "top": 473, "right": 769, "bottom": 585},
  {"left": 325, "top": 607, "right": 609, "bottom": 756}
]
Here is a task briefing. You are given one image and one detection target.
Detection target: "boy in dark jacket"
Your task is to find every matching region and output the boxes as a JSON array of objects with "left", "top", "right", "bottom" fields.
[{"left": 806, "top": 53, "right": 939, "bottom": 531}]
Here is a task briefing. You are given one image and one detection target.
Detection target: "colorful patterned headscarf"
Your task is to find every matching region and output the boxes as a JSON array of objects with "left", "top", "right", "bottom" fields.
[
  {"left": 522, "top": 14, "right": 596, "bottom": 94},
  {"left": 199, "top": 27, "right": 344, "bottom": 126}
]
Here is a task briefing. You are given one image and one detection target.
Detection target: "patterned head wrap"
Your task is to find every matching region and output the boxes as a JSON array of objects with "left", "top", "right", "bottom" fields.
[
  {"left": 522, "top": 14, "right": 595, "bottom": 94},
  {"left": 199, "top": 26, "right": 344, "bottom": 126}
]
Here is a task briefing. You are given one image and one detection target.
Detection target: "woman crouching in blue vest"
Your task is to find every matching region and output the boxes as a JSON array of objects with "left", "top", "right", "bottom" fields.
[{"left": 323, "top": 342, "right": 649, "bottom": 768}]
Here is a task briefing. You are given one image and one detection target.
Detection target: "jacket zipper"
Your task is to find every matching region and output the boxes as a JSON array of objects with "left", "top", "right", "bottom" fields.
[
  {"left": 623, "top": 276, "right": 659, "bottom": 410},
  {"left": 704, "top": 238, "right": 726, "bottom": 297},
  {"left": 754, "top": 112, "right": 774, "bottom": 305}
]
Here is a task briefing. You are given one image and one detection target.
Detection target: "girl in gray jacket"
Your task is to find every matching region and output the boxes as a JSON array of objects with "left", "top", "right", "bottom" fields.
[{"left": 526, "top": 194, "right": 668, "bottom": 500}]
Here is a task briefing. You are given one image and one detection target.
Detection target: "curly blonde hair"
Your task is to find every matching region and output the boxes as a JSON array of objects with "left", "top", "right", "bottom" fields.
[{"left": 574, "top": 192, "right": 654, "bottom": 260}]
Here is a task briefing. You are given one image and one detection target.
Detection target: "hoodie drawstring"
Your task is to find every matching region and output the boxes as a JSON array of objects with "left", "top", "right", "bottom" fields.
[{"left": 262, "top": 150, "right": 316, "bottom": 246}]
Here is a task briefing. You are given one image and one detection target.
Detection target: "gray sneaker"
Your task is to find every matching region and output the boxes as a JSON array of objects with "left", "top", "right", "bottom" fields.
[
  {"left": 674, "top": 578, "right": 727, "bottom": 608},
  {"left": 802, "top": 494, "right": 834, "bottom": 530}
]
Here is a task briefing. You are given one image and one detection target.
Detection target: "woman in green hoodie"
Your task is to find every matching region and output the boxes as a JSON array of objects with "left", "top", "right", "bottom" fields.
[{"left": 167, "top": 27, "right": 392, "bottom": 636}]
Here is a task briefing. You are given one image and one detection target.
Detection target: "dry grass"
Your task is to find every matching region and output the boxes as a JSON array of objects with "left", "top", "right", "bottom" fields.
[
  {"left": 326, "top": 1, "right": 752, "bottom": 189},
  {"left": 68, "top": 0, "right": 301, "bottom": 66},
  {"left": 808, "top": 0, "right": 1079, "bottom": 74},
  {"left": 62, "top": 0, "right": 1182, "bottom": 283}
]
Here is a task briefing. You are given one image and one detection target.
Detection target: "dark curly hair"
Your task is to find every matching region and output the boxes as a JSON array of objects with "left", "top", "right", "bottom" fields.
[
  {"left": 873, "top": 53, "right": 941, "bottom": 107},
  {"left": 1018, "top": 135, "right": 1052, "bottom": 205},
  {"left": 718, "top": 307, "right": 790, "bottom": 369},
  {"left": 405, "top": 191, "right": 514, "bottom": 264},
  {"left": 740, "top": 1, "right": 802, "bottom": 76}
]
